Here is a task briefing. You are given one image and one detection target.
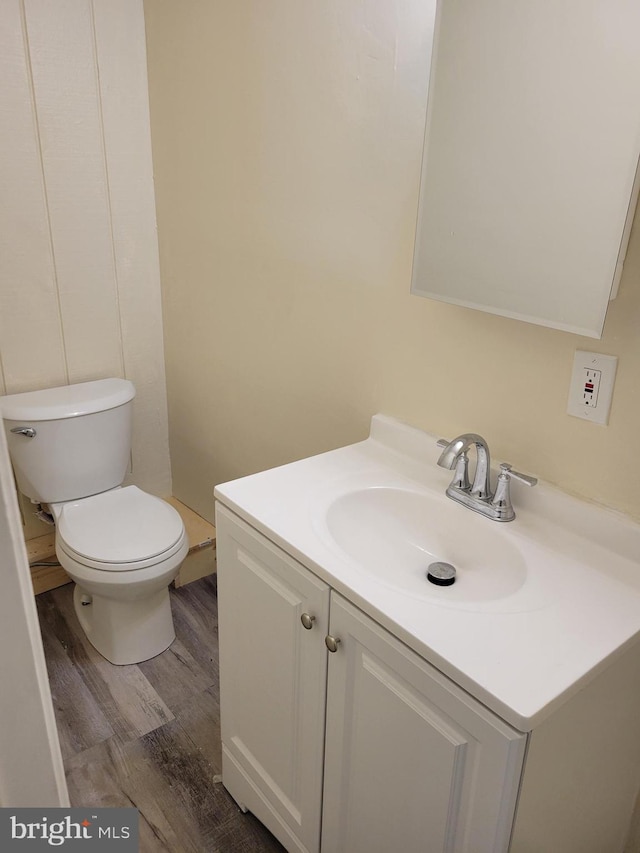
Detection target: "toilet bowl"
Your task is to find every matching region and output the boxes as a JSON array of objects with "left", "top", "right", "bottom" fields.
[
  {"left": 51, "top": 486, "right": 188, "bottom": 665},
  {"left": 0, "top": 378, "right": 188, "bottom": 667}
]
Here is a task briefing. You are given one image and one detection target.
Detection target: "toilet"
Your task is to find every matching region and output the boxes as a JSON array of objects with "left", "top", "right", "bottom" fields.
[{"left": 0, "top": 378, "right": 188, "bottom": 665}]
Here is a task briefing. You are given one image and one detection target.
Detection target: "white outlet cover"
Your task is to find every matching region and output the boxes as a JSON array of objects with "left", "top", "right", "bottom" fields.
[{"left": 567, "top": 350, "right": 618, "bottom": 425}]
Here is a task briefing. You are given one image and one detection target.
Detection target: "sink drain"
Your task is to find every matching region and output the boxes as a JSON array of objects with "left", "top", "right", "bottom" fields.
[{"left": 426, "top": 562, "right": 456, "bottom": 586}]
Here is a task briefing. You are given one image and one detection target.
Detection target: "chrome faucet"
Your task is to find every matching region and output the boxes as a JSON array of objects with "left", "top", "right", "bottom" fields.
[{"left": 436, "top": 433, "right": 537, "bottom": 521}]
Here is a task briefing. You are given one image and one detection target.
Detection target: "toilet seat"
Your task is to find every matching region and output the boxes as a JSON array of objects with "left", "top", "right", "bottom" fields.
[{"left": 56, "top": 485, "right": 186, "bottom": 572}]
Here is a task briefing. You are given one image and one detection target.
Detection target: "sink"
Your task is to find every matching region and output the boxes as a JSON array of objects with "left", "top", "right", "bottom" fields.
[
  {"left": 324, "top": 486, "right": 528, "bottom": 606},
  {"left": 217, "top": 413, "right": 640, "bottom": 729}
]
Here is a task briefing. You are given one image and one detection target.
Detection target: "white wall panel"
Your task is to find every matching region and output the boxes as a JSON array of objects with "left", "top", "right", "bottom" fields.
[
  {"left": 0, "top": 0, "right": 172, "bottom": 527},
  {"left": 93, "top": 0, "right": 171, "bottom": 497},
  {"left": 24, "top": 0, "right": 124, "bottom": 384},
  {"left": 0, "top": 0, "right": 67, "bottom": 394}
]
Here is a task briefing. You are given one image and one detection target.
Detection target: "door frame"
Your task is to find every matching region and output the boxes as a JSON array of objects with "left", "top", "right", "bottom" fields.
[{"left": 0, "top": 425, "right": 68, "bottom": 806}]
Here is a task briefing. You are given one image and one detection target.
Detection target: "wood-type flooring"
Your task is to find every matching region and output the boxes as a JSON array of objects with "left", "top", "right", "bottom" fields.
[{"left": 36, "top": 576, "right": 285, "bottom": 853}]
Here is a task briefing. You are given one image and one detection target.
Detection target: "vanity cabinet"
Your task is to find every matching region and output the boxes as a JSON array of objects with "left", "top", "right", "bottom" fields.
[{"left": 216, "top": 505, "right": 526, "bottom": 853}]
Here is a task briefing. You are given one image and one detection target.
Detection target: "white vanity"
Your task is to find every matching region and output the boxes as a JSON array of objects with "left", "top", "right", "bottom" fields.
[{"left": 214, "top": 416, "right": 640, "bottom": 853}]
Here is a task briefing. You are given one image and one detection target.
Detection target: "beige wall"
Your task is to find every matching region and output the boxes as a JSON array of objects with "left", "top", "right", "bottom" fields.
[
  {"left": 0, "top": 0, "right": 172, "bottom": 536},
  {"left": 144, "top": 0, "right": 640, "bottom": 525}
]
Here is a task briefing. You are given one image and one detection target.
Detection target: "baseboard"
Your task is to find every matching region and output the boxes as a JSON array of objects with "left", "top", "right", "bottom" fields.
[
  {"left": 166, "top": 497, "right": 217, "bottom": 588},
  {"left": 26, "top": 531, "right": 71, "bottom": 595},
  {"left": 174, "top": 542, "right": 217, "bottom": 587}
]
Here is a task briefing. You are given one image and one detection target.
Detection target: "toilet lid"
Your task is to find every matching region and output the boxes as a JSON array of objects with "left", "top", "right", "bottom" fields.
[{"left": 57, "top": 486, "right": 184, "bottom": 568}]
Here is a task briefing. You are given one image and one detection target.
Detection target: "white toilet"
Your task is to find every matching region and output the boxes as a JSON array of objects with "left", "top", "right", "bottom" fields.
[{"left": 0, "top": 378, "right": 188, "bottom": 665}]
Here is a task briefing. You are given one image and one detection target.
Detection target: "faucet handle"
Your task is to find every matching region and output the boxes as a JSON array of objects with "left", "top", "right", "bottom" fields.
[
  {"left": 498, "top": 463, "right": 538, "bottom": 488},
  {"left": 436, "top": 439, "right": 471, "bottom": 491},
  {"left": 490, "top": 463, "right": 537, "bottom": 521},
  {"left": 452, "top": 452, "right": 471, "bottom": 491}
]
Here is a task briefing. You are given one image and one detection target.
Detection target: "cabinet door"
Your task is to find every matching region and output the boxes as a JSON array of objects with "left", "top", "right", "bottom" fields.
[
  {"left": 321, "top": 594, "right": 526, "bottom": 853},
  {"left": 216, "top": 505, "right": 330, "bottom": 853}
]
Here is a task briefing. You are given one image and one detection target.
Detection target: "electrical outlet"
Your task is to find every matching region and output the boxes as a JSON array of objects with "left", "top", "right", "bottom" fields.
[
  {"left": 582, "top": 368, "right": 601, "bottom": 408},
  {"left": 567, "top": 351, "right": 617, "bottom": 425}
]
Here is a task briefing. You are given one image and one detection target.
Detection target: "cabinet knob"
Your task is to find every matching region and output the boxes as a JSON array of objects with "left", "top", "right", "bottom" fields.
[
  {"left": 300, "top": 613, "right": 316, "bottom": 630},
  {"left": 325, "top": 635, "right": 341, "bottom": 653}
]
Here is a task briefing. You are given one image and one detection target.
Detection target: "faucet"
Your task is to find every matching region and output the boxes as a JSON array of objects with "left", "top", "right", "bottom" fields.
[{"left": 436, "top": 433, "right": 537, "bottom": 521}]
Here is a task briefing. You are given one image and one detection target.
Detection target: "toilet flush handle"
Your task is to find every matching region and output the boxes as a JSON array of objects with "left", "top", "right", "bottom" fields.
[{"left": 10, "top": 426, "right": 37, "bottom": 438}]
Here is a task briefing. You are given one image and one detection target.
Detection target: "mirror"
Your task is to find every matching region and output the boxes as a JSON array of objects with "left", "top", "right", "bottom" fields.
[{"left": 411, "top": 0, "right": 640, "bottom": 338}]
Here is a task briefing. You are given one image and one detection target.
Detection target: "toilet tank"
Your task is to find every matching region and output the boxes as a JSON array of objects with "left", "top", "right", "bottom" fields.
[{"left": 0, "top": 378, "right": 136, "bottom": 504}]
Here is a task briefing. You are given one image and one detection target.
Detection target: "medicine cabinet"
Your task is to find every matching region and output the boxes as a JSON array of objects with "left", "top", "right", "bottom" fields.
[{"left": 411, "top": 0, "right": 640, "bottom": 338}]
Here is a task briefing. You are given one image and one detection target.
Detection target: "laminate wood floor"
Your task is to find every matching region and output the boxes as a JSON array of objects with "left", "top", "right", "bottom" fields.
[{"left": 36, "top": 577, "right": 285, "bottom": 853}]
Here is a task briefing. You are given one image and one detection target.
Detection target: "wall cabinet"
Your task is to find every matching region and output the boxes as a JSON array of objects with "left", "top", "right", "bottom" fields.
[
  {"left": 411, "top": 0, "right": 640, "bottom": 338},
  {"left": 216, "top": 505, "right": 525, "bottom": 853}
]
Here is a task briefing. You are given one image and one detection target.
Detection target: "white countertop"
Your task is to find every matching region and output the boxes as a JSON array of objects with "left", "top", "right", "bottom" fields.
[{"left": 214, "top": 415, "right": 640, "bottom": 731}]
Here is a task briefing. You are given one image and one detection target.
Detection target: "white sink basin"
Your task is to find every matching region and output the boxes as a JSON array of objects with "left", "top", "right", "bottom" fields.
[{"left": 324, "top": 485, "right": 528, "bottom": 606}]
